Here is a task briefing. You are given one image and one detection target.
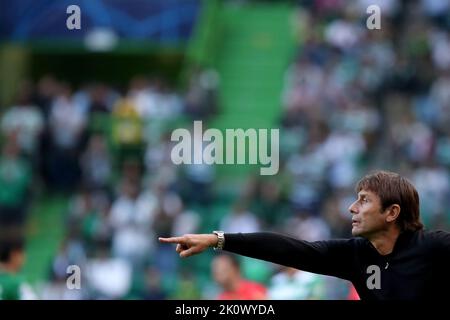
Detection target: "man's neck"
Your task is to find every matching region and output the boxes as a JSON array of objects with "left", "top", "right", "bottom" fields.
[{"left": 368, "top": 228, "right": 401, "bottom": 256}]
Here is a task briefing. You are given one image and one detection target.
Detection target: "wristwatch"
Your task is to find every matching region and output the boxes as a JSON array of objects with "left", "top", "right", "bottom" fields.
[{"left": 213, "top": 231, "right": 225, "bottom": 250}]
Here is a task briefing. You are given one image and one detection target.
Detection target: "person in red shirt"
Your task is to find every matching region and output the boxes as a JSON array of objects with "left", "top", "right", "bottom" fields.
[{"left": 212, "top": 253, "right": 267, "bottom": 300}]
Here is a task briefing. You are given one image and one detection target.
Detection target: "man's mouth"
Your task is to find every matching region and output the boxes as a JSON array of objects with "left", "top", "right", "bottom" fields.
[{"left": 352, "top": 220, "right": 360, "bottom": 227}]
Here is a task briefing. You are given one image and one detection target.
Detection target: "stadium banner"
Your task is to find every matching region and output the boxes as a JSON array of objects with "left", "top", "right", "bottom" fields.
[{"left": 0, "top": 0, "right": 200, "bottom": 44}]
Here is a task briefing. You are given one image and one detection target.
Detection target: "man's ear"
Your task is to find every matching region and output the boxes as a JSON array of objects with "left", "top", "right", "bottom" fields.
[{"left": 385, "top": 204, "right": 401, "bottom": 223}]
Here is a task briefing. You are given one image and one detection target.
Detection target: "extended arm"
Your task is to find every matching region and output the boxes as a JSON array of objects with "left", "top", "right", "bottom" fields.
[
  {"left": 224, "top": 232, "right": 356, "bottom": 280},
  {"left": 159, "top": 231, "right": 357, "bottom": 280}
]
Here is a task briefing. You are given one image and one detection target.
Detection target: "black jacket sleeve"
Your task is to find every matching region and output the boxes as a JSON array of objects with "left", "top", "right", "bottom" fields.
[{"left": 224, "top": 232, "right": 359, "bottom": 281}]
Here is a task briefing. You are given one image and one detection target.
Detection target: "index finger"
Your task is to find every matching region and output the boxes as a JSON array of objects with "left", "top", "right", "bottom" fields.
[{"left": 158, "top": 236, "right": 185, "bottom": 244}]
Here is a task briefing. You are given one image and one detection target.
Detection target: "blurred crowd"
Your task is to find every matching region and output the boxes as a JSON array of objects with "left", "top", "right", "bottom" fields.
[
  {"left": 1, "top": 0, "right": 449, "bottom": 300},
  {"left": 0, "top": 67, "right": 221, "bottom": 299}
]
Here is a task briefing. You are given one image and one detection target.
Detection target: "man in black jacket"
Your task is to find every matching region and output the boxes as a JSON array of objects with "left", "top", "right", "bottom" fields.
[{"left": 159, "top": 171, "right": 450, "bottom": 300}]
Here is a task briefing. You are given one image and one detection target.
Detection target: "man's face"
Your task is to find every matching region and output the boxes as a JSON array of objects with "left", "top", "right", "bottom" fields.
[
  {"left": 212, "top": 256, "right": 237, "bottom": 288},
  {"left": 10, "top": 250, "right": 25, "bottom": 272},
  {"left": 348, "top": 189, "right": 388, "bottom": 237}
]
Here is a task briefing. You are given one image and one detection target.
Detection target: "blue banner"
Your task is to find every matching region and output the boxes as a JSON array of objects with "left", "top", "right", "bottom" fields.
[{"left": 0, "top": 0, "right": 200, "bottom": 44}]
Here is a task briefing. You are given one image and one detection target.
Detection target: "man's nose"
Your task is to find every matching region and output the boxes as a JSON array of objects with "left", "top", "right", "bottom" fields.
[{"left": 348, "top": 201, "right": 358, "bottom": 215}]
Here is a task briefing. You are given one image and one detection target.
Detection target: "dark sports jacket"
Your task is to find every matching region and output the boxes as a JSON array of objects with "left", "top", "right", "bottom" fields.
[{"left": 223, "top": 230, "right": 450, "bottom": 300}]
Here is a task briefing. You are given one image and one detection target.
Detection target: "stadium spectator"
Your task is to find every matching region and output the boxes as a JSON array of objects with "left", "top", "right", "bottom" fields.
[
  {"left": 212, "top": 253, "right": 267, "bottom": 300},
  {"left": 0, "top": 234, "right": 36, "bottom": 300},
  {"left": 268, "top": 266, "right": 327, "bottom": 300},
  {"left": 0, "top": 138, "right": 32, "bottom": 232},
  {"left": 1, "top": 81, "right": 44, "bottom": 157}
]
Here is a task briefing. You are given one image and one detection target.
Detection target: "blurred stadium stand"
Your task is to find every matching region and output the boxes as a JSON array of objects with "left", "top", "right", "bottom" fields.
[{"left": 0, "top": 0, "right": 449, "bottom": 300}]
